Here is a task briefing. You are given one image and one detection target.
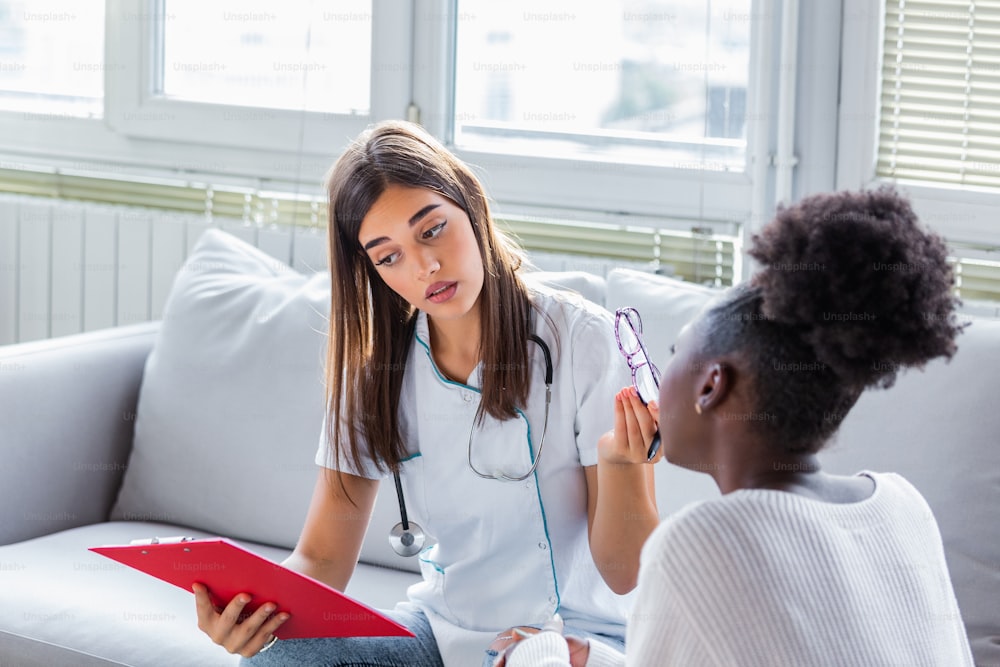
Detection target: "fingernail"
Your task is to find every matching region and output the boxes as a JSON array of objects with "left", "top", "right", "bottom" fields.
[
  {"left": 278, "top": 613, "right": 290, "bottom": 622},
  {"left": 262, "top": 604, "right": 276, "bottom": 614},
  {"left": 649, "top": 400, "right": 658, "bottom": 409}
]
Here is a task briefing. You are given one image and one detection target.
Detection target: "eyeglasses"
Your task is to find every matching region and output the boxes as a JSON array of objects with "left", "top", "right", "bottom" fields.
[
  {"left": 615, "top": 307, "right": 662, "bottom": 461},
  {"left": 614, "top": 307, "right": 661, "bottom": 405}
]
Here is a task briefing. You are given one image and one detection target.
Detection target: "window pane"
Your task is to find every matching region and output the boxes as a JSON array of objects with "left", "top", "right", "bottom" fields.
[
  {"left": 161, "top": 0, "right": 371, "bottom": 114},
  {"left": 0, "top": 0, "right": 104, "bottom": 118},
  {"left": 454, "top": 0, "right": 751, "bottom": 170}
]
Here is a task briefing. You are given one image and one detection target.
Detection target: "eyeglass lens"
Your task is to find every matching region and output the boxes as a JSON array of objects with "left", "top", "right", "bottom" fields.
[
  {"left": 616, "top": 311, "right": 641, "bottom": 353},
  {"left": 634, "top": 364, "right": 659, "bottom": 405}
]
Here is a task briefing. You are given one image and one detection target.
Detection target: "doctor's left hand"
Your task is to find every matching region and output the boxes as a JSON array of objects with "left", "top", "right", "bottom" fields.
[{"left": 598, "top": 386, "right": 661, "bottom": 465}]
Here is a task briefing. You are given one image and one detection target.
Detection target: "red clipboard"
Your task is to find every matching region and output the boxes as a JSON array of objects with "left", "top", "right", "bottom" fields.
[{"left": 89, "top": 537, "right": 414, "bottom": 639}]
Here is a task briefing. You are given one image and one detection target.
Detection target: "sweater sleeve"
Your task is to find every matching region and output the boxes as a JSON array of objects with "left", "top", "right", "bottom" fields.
[
  {"left": 584, "top": 639, "right": 627, "bottom": 667},
  {"left": 506, "top": 632, "right": 571, "bottom": 666},
  {"left": 506, "top": 632, "right": 627, "bottom": 667}
]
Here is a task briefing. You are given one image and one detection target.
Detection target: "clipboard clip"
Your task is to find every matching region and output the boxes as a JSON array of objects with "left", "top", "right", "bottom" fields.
[{"left": 129, "top": 536, "right": 197, "bottom": 546}]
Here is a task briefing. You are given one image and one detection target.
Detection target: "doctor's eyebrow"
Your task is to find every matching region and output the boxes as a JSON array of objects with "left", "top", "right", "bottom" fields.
[{"left": 362, "top": 203, "right": 442, "bottom": 251}]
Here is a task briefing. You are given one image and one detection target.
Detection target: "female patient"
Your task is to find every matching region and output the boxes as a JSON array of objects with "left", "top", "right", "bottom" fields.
[{"left": 502, "top": 188, "right": 975, "bottom": 666}]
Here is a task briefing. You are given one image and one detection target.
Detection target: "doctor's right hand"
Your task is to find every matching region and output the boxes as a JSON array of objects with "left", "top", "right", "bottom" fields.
[{"left": 193, "top": 583, "right": 290, "bottom": 658}]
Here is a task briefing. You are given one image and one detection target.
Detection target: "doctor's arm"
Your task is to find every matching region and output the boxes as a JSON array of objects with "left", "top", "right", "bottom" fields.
[
  {"left": 585, "top": 387, "right": 661, "bottom": 594},
  {"left": 283, "top": 468, "right": 379, "bottom": 590}
]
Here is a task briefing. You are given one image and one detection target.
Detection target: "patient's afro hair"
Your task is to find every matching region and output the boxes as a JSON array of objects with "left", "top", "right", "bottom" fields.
[
  {"left": 698, "top": 187, "right": 964, "bottom": 453},
  {"left": 751, "top": 186, "right": 962, "bottom": 390}
]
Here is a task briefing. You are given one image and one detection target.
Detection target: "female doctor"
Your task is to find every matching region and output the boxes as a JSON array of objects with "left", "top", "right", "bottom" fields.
[{"left": 192, "top": 120, "right": 662, "bottom": 667}]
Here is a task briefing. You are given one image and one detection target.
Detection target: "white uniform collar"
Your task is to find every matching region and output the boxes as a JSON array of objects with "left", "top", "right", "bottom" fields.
[{"left": 413, "top": 310, "right": 484, "bottom": 389}]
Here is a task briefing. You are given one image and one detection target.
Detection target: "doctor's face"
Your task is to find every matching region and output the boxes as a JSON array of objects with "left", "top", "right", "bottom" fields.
[{"left": 359, "top": 184, "right": 485, "bottom": 324}]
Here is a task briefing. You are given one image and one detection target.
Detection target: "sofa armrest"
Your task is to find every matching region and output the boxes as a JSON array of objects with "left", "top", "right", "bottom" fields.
[{"left": 0, "top": 322, "right": 159, "bottom": 546}]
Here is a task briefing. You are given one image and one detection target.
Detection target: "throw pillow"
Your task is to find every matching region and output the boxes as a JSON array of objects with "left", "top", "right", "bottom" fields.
[{"left": 111, "top": 229, "right": 330, "bottom": 550}]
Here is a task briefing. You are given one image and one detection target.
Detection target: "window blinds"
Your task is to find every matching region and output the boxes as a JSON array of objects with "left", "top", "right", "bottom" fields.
[{"left": 879, "top": 0, "right": 1000, "bottom": 187}]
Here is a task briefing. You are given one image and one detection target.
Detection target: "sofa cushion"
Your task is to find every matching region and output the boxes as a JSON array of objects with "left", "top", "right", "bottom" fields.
[
  {"left": 820, "top": 317, "right": 1000, "bottom": 665},
  {"left": 523, "top": 269, "right": 607, "bottom": 307},
  {"left": 111, "top": 229, "right": 331, "bottom": 551}
]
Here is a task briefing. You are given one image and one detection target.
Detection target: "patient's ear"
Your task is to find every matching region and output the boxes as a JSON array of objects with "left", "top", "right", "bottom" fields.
[{"left": 695, "top": 362, "right": 731, "bottom": 414}]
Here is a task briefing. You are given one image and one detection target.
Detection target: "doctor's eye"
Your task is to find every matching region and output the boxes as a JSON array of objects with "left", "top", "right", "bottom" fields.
[
  {"left": 422, "top": 221, "right": 446, "bottom": 240},
  {"left": 375, "top": 251, "right": 400, "bottom": 267}
]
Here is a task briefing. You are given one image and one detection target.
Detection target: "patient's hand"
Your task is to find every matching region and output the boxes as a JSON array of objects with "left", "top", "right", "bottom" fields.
[
  {"left": 489, "top": 626, "right": 590, "bottom": 666},
  {"left": 599, "top": 386, "right": 661, "bottom": 465},
  {"left": 193, "top": 583, "right": 290, "bottom": 657}
]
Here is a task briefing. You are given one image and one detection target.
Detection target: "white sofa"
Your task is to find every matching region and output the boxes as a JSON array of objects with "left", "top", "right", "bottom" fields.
[{"left": 1, "top": 229, "right": 998, "bottom": 666}]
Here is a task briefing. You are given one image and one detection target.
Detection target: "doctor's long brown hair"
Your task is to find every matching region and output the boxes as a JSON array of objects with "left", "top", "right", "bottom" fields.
[{"left": 324, "top": 121, "right": 534, "bottom": 482}]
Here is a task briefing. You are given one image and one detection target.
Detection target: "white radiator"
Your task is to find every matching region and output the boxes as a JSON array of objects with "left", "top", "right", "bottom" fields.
[{"left": 0, "top": 195, "right": 329, "bottom": 345}]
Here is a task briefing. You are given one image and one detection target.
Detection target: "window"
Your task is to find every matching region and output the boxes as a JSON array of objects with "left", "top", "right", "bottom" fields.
[
  {"left": 109, "top": 0, "right": 390, "bottom": 155},
  {"left": 161, "top": 0, "right": 370, "bottom": 114},
  {"left": 0, "top": 0, "right": 104, "bottom": 118},
  {"left": 453, "top": 0, "right": 751, "bottom": 171}
]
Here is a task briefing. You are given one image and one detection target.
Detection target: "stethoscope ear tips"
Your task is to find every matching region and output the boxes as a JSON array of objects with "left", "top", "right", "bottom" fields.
[{"left": 389, "top": 521, "right": 426, "bottom": 557}]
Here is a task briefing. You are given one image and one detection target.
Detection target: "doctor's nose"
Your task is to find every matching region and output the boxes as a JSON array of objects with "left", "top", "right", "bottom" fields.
[{"left": 415, "top": 250, "right": 440, "bottom": 280}]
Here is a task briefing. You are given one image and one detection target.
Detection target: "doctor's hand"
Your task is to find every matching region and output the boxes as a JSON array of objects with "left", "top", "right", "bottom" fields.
[
  {"left": 598, "top": 386, "right": 661, "bottom": 465},
  {"left": 193, "top": 583, "right": 290, "bottom": 658}
]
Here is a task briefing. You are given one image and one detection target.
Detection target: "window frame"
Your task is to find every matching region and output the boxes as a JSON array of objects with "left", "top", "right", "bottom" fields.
[{"left": 103, "top": 0, "right": 410, "bottom": 155}]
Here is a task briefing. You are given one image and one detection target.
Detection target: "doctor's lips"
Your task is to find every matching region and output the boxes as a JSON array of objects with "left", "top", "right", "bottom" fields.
[{"left": 425, "top": 281, "right": 458, "bottom": 303}]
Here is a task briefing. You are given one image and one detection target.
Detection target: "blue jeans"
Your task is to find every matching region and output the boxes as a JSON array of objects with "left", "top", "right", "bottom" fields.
[
  {"left": 240, "top": 604, "right": 626, "bottom": 667},
  {"left": 240, "top": 604, "right": 443, "bottom": 667}
]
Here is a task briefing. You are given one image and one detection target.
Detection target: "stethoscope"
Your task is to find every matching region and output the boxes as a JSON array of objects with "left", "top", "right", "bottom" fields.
[{"left": 389, "top": 334, "right": 553, "bottom": 557}]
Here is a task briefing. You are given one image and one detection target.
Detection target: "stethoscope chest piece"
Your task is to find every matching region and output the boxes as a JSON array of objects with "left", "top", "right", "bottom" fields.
[
  {"left": 390, "top": 470, "right": 426, "bottom": 557},
  {"left": 389, "top": 519, "right": 426, "bottom": 557}
]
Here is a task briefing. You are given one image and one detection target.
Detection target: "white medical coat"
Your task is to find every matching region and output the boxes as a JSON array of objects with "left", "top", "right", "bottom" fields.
[{"left": 317, "top": 286, "right": 633, "bottom": 666}]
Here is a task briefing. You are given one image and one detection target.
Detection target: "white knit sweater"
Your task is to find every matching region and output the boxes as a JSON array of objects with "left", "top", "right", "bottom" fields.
[{"left": 509, "top": 472, "right": 974, "bottom": 667}]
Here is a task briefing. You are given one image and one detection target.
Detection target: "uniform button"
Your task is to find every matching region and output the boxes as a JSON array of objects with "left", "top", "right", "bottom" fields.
[
  {"left": 548, "top": 595, "right": 557, "bottom": 605},
  {"left": 524, "top": 481, "right": 532, "bottom": 489},
  {"left": 462, "top": 393, "right": 473, "bottom": 403},
  {"left": 538, "top": 542, "right": 548, "bottom": 550}
]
